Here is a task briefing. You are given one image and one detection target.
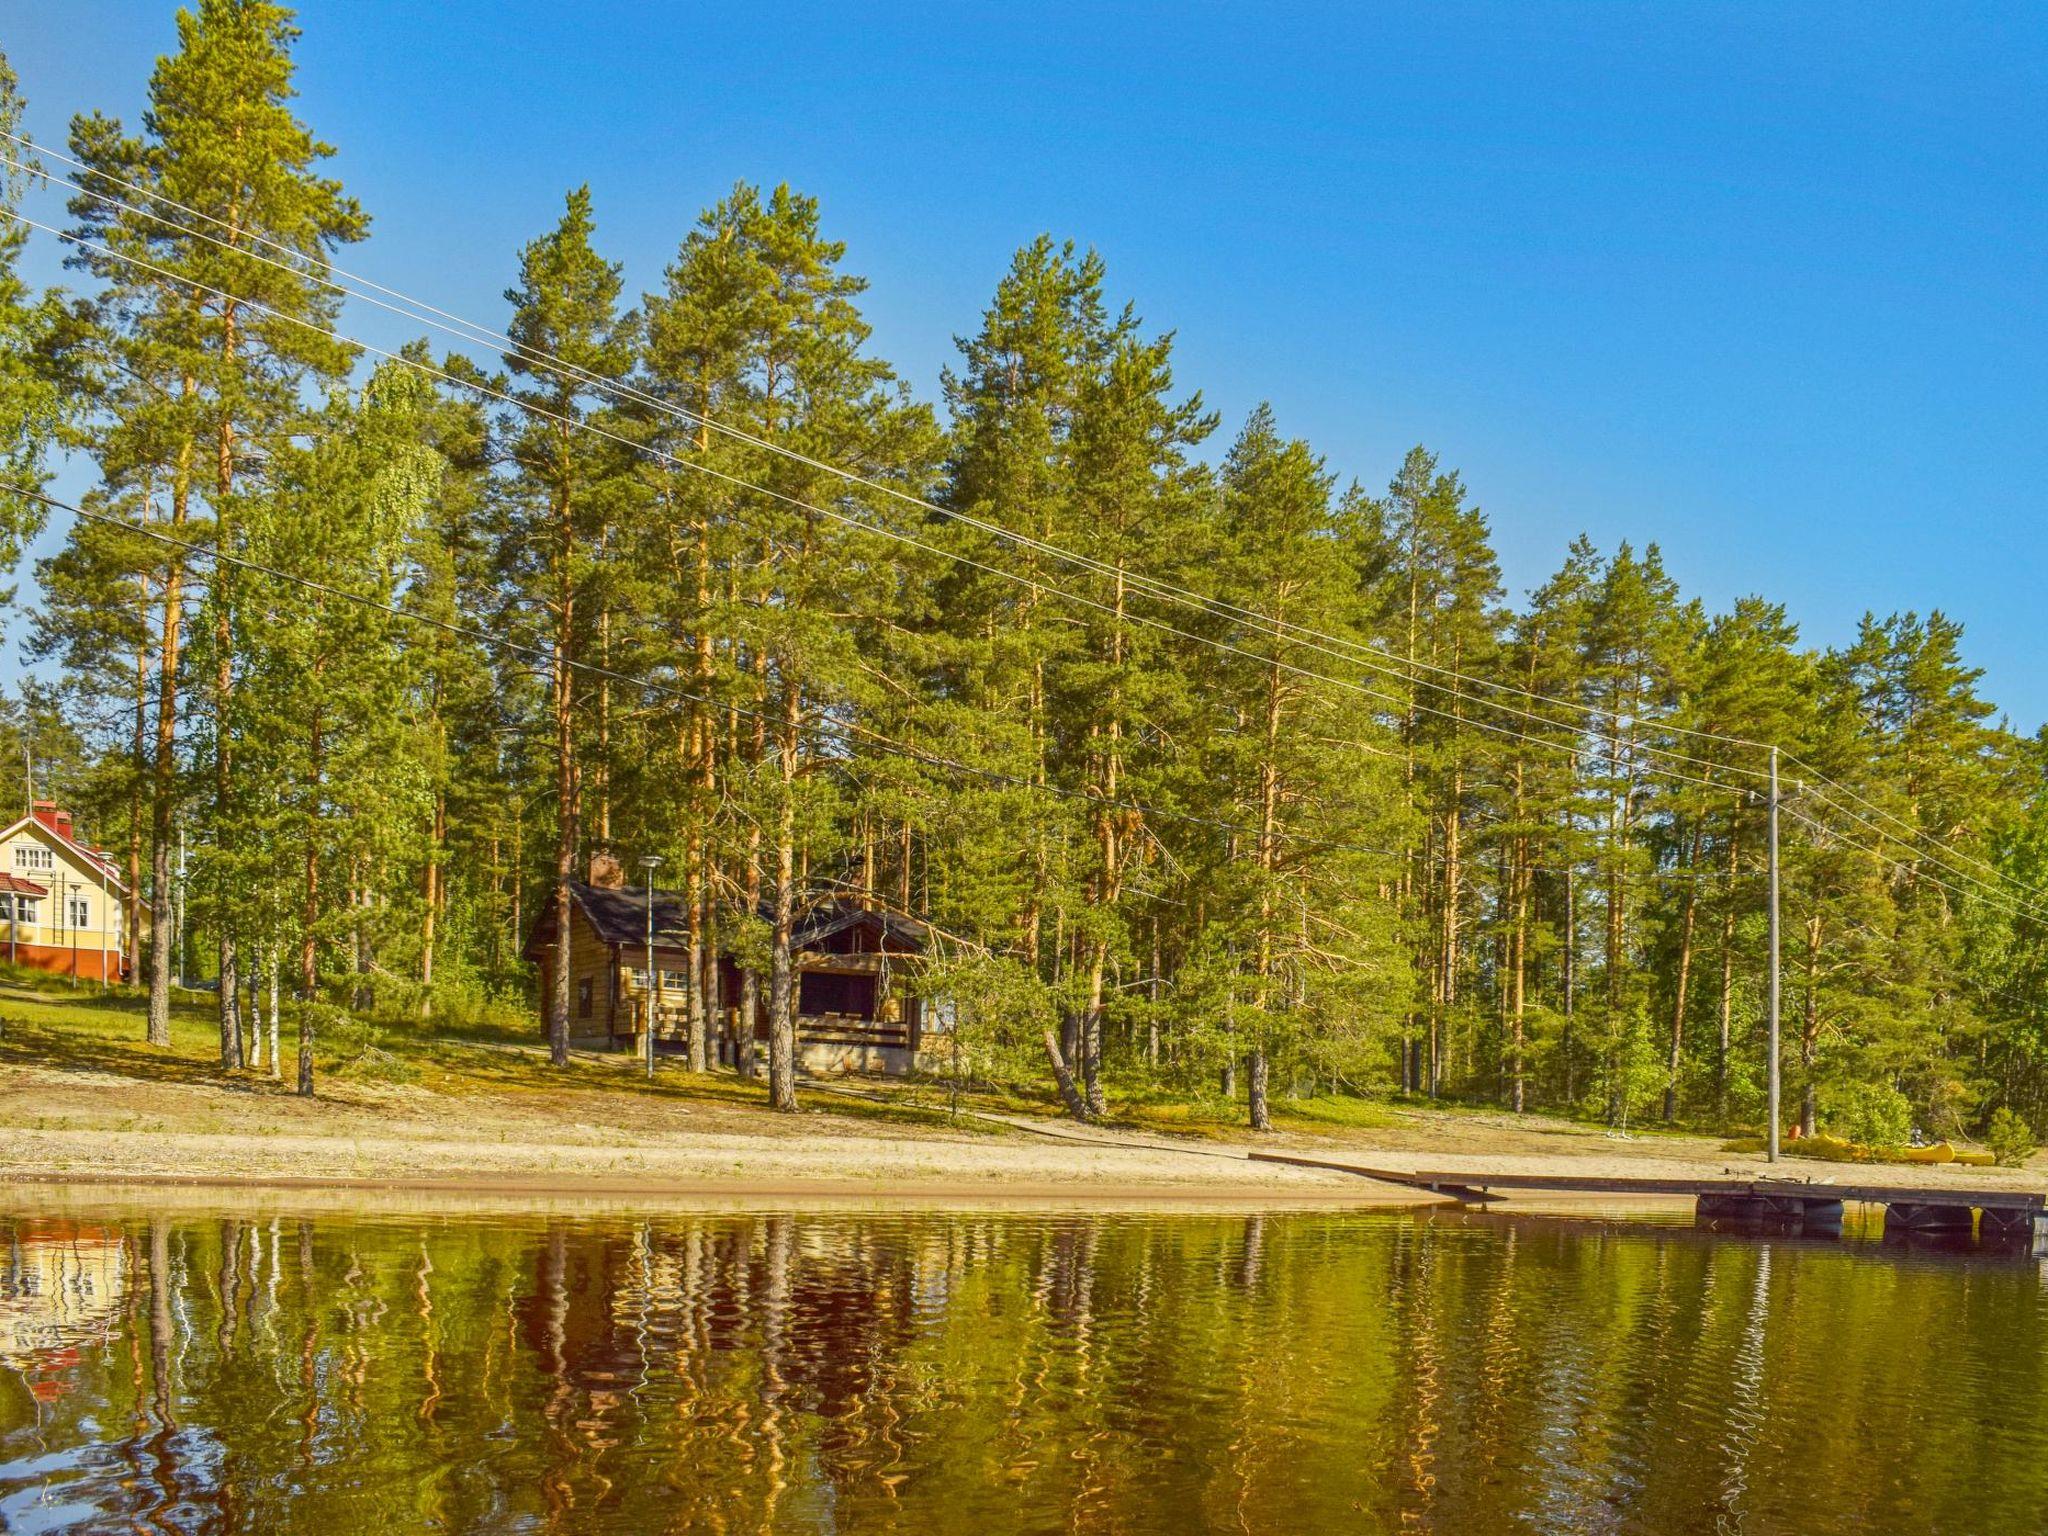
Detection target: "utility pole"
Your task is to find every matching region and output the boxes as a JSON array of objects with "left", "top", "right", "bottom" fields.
[
  {"left": 640, "top": 854, "right": 663, "bottom": 1080},
  {"left": 1766, "top": 744, "right": 1782, "bottom": 1163}
]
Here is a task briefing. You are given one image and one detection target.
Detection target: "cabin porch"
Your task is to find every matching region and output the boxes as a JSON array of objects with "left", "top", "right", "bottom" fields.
[{"left": 612, "top": 948, "right": 924, "bottom": 1076}]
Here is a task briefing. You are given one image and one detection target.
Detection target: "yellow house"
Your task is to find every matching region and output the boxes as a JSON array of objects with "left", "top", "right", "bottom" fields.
[{"left": 0, "top": 801, "right": 140, "bottom": 982}]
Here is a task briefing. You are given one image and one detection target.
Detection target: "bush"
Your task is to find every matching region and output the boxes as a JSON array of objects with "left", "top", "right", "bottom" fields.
[
  {"left": 1829, "top": 1081, "right": 1913, "bottom": 1150},
  {"left": 1986, "top": 1107, "right": 2037, "bottom": 1169},
  {"left": 300, "top": 1002, "right": 420, "bottom": 1086}
]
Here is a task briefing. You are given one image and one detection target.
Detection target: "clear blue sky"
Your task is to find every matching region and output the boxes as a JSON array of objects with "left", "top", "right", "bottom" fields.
[{"left": 8, "top": 1, "right": 2045, "bottom": 728}]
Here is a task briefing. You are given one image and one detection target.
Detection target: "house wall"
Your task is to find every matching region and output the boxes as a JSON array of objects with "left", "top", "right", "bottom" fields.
[
  {"left": 0, "top": 824, "right": 127, "bottom": 980},
  {"left": 535, "top": 901, "right": 621, "bottom": 1045},
  {"left": 530, "top": 897, "right": 948, "bottom": 1075}
]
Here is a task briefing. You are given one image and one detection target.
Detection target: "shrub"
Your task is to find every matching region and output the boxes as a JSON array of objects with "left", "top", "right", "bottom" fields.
[
  {"left": 1829, "top": 1081, "right": 1913, "bottom": 1150},
  {"left": 1986, "top": 1107, "right": 2037, "bottom": 1169}
]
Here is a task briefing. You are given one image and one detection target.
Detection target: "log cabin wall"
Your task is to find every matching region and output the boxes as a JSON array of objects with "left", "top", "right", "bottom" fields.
[{"left": 532, "top": 900, "right": 626, "bottom": 1047}]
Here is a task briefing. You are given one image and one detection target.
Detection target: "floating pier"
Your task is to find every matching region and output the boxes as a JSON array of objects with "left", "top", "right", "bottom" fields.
[{"left": 1247, "top": 1153, "right": 2047, "bottom": 1247}]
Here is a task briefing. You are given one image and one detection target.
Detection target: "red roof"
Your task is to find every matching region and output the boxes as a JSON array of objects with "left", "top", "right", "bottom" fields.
[{"left": 0, "top": 872, "right": 49, "bottom": 897}]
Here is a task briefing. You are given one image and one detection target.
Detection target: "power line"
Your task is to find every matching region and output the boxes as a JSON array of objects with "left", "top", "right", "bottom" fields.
[
  {"left": 1778, "top": 801, "right": 2043, "bottom": 929},
  {"left": 31, "top": 136, "right": 2048, "bottom": 919},
  {"left": 1779, "top": 775, "right": 2048, "bottom": 924},
  {"left": 1782, "top": 747, "right": 2040, "bottom": 906},
  {"left": 8, "top": 202, "right": 1764, "bottom": 812},
  {"left": 21, "top": 483, "right": 1763, "bottom": 897},
  {"left": 12, "top": 140, "right": 1781, "bottom": 786},
  {"left": 18, "top": 168, "right": 2044, "bottom": 913}
]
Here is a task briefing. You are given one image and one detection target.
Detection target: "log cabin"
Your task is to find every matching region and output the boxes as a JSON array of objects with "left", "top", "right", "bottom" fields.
[{"left": 522, "top": 853, "right": 943, "bottom": 1076}]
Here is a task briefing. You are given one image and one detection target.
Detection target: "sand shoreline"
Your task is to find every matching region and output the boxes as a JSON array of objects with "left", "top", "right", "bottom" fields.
[{"left": 6, "top": 1049, "right": 2039, "bottom": 1215}]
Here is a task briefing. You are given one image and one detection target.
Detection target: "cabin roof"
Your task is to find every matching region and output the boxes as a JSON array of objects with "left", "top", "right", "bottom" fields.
[
  {"left": 0, "top": 873, "right": 48, "bottom": 897},
  {"left": 525, "top": 885, "right": 933, "bottom": 957}
]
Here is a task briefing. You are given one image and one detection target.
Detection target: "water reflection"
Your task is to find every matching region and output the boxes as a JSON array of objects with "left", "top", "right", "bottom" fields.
[{"left": 2, "top": 1202, "right": 2045, "bottom": 1533}]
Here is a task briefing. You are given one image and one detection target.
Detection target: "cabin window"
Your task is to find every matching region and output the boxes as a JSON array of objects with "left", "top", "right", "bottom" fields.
[
  {"left": 69, "top": 896, "right": 89, "bottom": 928},
  {"left": 577, "top": 979, "right": 593, "bottom": 1019},
  {"left": 16, "top": 900, "right": 36, "bottom": 925},
  {"left": 0, "top": 895, "right": 13, "bottom": 920},
  {"left": 625, "top": 967, "right": 692, "bottom": 993},
  {"left": 12, "top": 846, "right": 50, "bottom": 872},
  {"left": 799, "top": 971, "right": 876, "bottom": 1018}
]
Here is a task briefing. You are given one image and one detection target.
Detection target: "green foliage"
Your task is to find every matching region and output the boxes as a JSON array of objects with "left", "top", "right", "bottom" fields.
[
  {"left": 317, "top": 1004, "right": 420, "bottom": 1086},
  {"left": 15, "top": 4, "right": 2048, "bottom": 1135},
  {"left": 1828, "top": 1082, "right": 1914, "bottom": 1150},
  {"left": 1986, "top": 1107, "right": 2037, "bottom": 1169}
]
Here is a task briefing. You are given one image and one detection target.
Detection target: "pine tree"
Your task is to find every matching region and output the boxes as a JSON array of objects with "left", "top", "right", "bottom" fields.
[
  {"left": 65, "top": 0, "right": 364, "bottom": 1061},
  {"left": 1196, "top": 407, "right": 1404, "bottom": 1127},
  {"left": 1577, "top": 542, "right": 1687, "bottom": 1122},
  {"left": 1495, "top": 539, "right": 1600, "bottom": 1110},
  {"left": 0, "top": 51, "right": 61, "bottom": 555},
  {"left": 1364, "top": 447, "right": 1504, "bottom": 1097},
  {"left": 934, "top": 238, "right": 1120, "bottom": 1118},
  {"left": 496, "top": 186, "right": 640, "bottom": 1068}
]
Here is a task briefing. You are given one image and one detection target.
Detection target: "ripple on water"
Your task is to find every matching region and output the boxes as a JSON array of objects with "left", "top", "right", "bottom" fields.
[{"left": 2, "top": 1201, "right": 2046, "bottom": 1533}]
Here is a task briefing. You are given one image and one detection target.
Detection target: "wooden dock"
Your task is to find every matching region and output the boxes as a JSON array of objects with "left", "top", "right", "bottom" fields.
[{"left": 1248, "top": 1152, "right": 2048, "bottom": 1244}]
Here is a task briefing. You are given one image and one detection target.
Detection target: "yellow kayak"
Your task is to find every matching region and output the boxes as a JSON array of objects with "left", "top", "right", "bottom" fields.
[
  {"left": 1898, "top": 1142, "right": 1956, "bottom": 1164},
  {"left": 1953, "top": 1148, "right": 1996, "bottom": 1168}
]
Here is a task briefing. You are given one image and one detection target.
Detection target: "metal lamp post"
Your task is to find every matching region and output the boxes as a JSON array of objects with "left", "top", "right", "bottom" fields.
[{"left": 640, "top": 855, "right": 663, "bottom": 1079}]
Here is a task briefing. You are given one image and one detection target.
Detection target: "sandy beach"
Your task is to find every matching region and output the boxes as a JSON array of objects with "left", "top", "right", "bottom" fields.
[{"left": 5, "top": 1044, "right": 2040, "bottom": 1207}]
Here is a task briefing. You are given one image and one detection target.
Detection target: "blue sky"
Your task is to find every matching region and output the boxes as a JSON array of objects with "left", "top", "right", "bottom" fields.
[{"left": 7, "top": 1, "right": 2045, "bottom": 728}]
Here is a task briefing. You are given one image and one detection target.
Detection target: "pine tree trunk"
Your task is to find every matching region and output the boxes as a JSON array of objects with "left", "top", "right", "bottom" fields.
[
  {"left": 1248, "top": 1046, "right": 1271, "bottom": 1131},
  {"left": 213, "top": 331, "right": 240, "bottom": 1071},
  {"left": 1664, "top": 818, "right": 1705, "bottom": 1121},
  {"left": 548, "top": 578, "right": 575, "bottom": 1068},
  {"left": 767, "top": 822, "right": 796, "bottom": 1112},
  {"left": 1439, "top": 776, "right": 1462, "bottom": 1096},
  {"left": 1801, "top": 916, "right": 1822, "bottom": 1136},
  {"left": 1562, "top": 865, "right": 1577, "bottom": 1104},
  {"left": 145, "top": 394, "right": 196, "bottom": 1045},
  {"left": 1082, "top": 942, "right": 1107, "bottom": 1119},
  {"left": 732, "top": 641, "right": 768, "bottom": 1082},
  {"left": 302, "top": 705, "right": 322, "bottom": 1000},
  {"left": 685, "top": 835, "right": 708, "bottom": 1072},
  {"left": 736, "top": 820, "right": 762, "bottom": 1080},
  {"left": 766, "top": 681, "right": 800, "bottom": 1113},
  {"left": 420, "top": 787, "right": 444, "bottom": 1018},
  {"left": 1510, "top": 824, "right": 1528, "bottom": 1114},
  {"left": 1041, "top": 1023, "right": 1091, "bottom": 1121},
  {"left": 297, "top": 1000, "right": 315, "bottom": 1098},
  {"left": 1716, "top": 808, "right": 1741, "bottom": 1124},
  {"left": 127, "top": 632, "right": 148, "bottom": 981}
]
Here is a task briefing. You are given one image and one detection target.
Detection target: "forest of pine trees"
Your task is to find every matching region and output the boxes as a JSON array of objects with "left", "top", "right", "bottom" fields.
[{"left": 2, "top": 3, "right": 2045, "bottom": 1134}]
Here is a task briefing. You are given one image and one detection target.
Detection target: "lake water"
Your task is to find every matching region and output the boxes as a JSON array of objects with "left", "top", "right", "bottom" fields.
[{"left": 3, "top": 1194, "right": 2047, "bottom": 1534}]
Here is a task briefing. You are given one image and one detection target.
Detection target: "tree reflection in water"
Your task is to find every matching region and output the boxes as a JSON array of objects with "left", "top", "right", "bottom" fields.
[{"left": 2, "top": 1204, "right": 2045, "bottom": 1533}]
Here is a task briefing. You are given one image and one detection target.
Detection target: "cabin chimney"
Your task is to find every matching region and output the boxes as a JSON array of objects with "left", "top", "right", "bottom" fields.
[
  {"left": 587, "top": 849, "right": 626, "bottom": 890},
  {"left": 30, "top": 800, "right": 65, "bottom": 839}
]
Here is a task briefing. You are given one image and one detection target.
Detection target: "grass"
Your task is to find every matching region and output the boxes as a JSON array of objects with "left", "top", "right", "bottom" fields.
[
  {"left": 0, "top": 964, "right": 1004, "bottom": 1140},
  {"left": 0, "top": 962, "right": 1604, "bottom": 1155}
]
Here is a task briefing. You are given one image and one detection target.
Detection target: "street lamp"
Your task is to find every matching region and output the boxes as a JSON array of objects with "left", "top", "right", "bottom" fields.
[{"left": 639, "top": 855, "right": 663, "bottom": 1079}]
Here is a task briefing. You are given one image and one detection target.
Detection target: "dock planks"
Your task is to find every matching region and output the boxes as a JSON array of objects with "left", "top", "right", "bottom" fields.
[{"left": 1246, "top": 1151, "right": 2047, "bottom": 1216}]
